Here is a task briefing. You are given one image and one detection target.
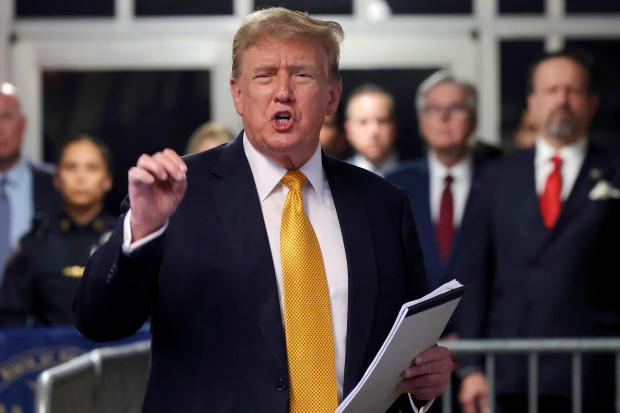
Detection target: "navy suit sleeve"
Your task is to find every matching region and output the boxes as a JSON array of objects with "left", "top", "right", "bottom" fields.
[
  {"left": 74, "top": 214, "right": 160, "bottom": 341},
  {"left": 400, "top": 190, "right": 429, "bottom": 299},
  {"left": 455, "top": 169, "right": 496, "bottom": 370},
  {"left": 390, "top": 191, "right": 430, "bottom": 413}
]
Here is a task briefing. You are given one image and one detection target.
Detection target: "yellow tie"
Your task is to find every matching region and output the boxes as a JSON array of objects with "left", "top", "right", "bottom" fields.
[{"left": 280, "top": 170, "right": 338, "bottom": 413}]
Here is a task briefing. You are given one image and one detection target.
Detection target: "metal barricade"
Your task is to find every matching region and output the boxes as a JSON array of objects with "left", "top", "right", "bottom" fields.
[
  {"left": 35, "top": 340, "right": 151, "bottom": 413},
  {"left": 438, "top": 338, "right": 620, "bottom": 413}
]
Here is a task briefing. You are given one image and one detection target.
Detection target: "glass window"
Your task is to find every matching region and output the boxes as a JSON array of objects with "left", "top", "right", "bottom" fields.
[
  {"left": 565, "top": 39, "right": 620, "bottom": 149},
  {"left": 499, "top": 0, "right": 544, "bottom": 14},
  {"left": 386, "top": 0, "right": 471, "bottom": 14},
  {"left": 339, "top": 68, "right": 440, "bottom": 161},
  {"left": 253, "top": 0, "right": 352, "bottom": 15},
  {"left": 17, "top": 0, "right": 114, "bottom": 18},
  {"left": 566, "top": 1, "right": 620, "bottom": 14},
  {"left": 500, "top": 40, "right": 545, "bottom": 149},
  {"left": 135, "top": 0, "right": 233, "bottom": 16},
  {"left": 43, "top": 70, "right": 212, "bottom": 215}
]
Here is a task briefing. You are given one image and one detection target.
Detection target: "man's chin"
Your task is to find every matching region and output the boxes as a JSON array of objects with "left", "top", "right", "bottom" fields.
[{"left": 545, "top": 121, "right": 577, "bottom": 140}]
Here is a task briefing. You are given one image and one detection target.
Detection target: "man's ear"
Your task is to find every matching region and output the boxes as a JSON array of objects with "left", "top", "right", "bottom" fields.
[
  {"left": 588, "top": 94, "right": 600, "bottom": 119},
  {"left": 326, "top": 78, "right": 342, "bottom": 116},
  {"left": 230, "top": 78, "right": 243, "bottom": 116},
  {"left": 103, "top": 175, "right": 113, "bottom": 193}
]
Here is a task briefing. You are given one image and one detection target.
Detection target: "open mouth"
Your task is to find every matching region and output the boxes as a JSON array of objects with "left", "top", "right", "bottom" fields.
[{"left": 272, "top": 111, "right": 294, "bottom": 131}]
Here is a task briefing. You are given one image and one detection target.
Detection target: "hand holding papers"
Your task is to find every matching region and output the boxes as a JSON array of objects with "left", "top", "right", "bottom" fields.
[{"left": 336, "top": 279, "right": 465, "bottom": 413}]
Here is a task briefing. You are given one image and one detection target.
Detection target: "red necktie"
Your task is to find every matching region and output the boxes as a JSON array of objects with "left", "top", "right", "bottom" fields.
[
  {"left": 539, "top": 155, "right": 563, "bottom": 229},
  {"left": 436, "top": 175, "right": 454, "bottom": 264}
]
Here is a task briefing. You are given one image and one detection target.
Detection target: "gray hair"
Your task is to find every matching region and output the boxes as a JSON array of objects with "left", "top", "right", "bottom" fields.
[{"left": 415, "top": 70, "right": 477, "bottom": 118}]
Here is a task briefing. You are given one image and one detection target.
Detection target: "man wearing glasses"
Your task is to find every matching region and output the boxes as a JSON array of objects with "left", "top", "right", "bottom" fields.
[{"left": 387, "top": 71, "right": 497, "bottom": 301}]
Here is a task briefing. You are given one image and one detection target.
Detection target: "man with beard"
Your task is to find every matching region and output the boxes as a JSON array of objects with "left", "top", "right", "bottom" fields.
[{"left": 457, "top": 49, "right": 620, "bottom": 413}]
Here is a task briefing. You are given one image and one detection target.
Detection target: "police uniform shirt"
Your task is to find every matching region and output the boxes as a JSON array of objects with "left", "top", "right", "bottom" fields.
[{"left": 0, "top": 212, "right": 115, "bottom": 327}]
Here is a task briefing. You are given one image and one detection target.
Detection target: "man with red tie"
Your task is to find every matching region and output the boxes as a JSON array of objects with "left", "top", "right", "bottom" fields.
[
  {"left": 457, "top": 49, "right": 620, "bottom": 413},
  {"left": 386, "top": 71, "right": 499, "bottom": 302}
]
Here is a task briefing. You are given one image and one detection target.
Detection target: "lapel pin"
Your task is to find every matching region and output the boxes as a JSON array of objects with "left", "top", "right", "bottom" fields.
[{"left": 589, "top": 168, "right": 601, "bottom": 180}]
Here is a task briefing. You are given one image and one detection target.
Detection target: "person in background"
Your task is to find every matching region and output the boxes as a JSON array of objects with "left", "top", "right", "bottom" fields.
[
  {"left": 512, "top": 109, "right": 539, "bottom": 150},
  {"left": 74, "top": 8, "right": 453, "bottom": 412},
  {"left": 185, "top": 121, "right": 235, "bottom": 154},
  {"left": 0, "top": 83, "right": 61, "bottom": 277},
  {"left": 386, "top": 71, "right": 500, "bottom": 316},
  {"left": 319, "top": 112, "right": 350, "bottom": 159},
  {"left": 457, "top": 49, "right": 620, "bottom": 413},
  {"left": 0, "top": 135, "right": 114, "bottom": 327},
  {"left": 344, "top": 84, "right": 398, "bottom": 176}
]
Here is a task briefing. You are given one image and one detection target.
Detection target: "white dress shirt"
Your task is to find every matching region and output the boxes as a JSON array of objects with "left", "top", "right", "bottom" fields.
[
  {"left": 123, "top": 135, "right": 350, "bottom": 399},
  {"left": 428, "top": 151, "right": 473, "bottom": 228},
  {"left": 535, "top": 136, "right": 587, "bottom": 200},
  {"left": 1, "top": 158, "right": 34, "bottom": 247}
]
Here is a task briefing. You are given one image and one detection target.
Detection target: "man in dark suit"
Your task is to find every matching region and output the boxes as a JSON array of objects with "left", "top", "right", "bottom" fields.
[
  {"left": 457, "top": 49, "right": 620, "bottom": 413},
  {"left": 0, "top": 83, "right": 61, "bottom": 277},
  {"left": 387, "top": 72, "right": 500, "bottom": 303},
  {"left": 75, "top": 8, "right": 453, "bottom": 413}
]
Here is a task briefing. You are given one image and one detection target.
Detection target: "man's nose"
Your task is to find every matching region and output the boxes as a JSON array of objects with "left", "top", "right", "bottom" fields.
[
  {"left": 556, "top": 88, "right": 570, "bottom": 104},
  {"left": 274, "top": 75, "right": 293, "bottom": 103}
]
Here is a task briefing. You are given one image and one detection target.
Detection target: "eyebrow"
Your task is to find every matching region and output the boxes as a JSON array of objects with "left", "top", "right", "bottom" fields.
[{"left": 251, "top": 64, "right": 319, "bottom": 74}]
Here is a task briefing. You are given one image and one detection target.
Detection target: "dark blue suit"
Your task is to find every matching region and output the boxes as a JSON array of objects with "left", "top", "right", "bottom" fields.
[
  {"left": 457, "top": 142, "right": 620, "bottom": 407},
  {"left": 74, "top": 135, "right": 429, "bottom": 412},
  {"left": 385, "top": 154, "right": 493, "bottom": 292}
]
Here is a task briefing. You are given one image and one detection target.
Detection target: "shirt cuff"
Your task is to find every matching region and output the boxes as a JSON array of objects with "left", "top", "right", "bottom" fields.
[
  {"left": 122, "top": 210, "right": 168, "bottom": 255},
  {"left": 408, "top": 394, "right": 435, "bottom": 413}
]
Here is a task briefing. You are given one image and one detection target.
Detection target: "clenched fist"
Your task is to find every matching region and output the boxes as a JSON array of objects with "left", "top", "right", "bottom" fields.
[{"left": 128, "top": 148, "right": 187, "bottom": 241}]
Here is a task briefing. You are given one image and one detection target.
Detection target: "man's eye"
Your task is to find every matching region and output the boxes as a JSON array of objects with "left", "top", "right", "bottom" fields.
[{"left": 295, "top": 72, "right": 313, "bottom": 80}]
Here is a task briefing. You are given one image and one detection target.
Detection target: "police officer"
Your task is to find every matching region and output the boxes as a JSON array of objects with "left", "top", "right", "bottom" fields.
[{"left": 0, "top": 135, "right": 114, "bottom": 327}]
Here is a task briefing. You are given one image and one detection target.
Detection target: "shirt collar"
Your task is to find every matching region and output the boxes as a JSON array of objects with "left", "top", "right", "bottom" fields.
[
  {"left": 242, "top": 132, "right": 325, "bottom": 202},
  {"left": 535, "top": 135, "right": 588, "bottom": 167},
  {"left": 1, "top": 157, "right": 28, "bottom": 187},
  {"left": 428, "top": 150, "right": 473, "bottom": 183}
]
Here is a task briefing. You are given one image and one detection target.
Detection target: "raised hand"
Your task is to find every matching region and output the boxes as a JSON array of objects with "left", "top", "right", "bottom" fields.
[{"left": 128, "top": 148, "right": 188, "bottom": 241}]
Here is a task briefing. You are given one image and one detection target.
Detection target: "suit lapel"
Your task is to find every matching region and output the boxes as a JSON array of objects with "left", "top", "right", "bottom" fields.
[
  {"left": 554, "top": 143, "right": 603, "bottom": 228},
  {"left": 209, "top": 134, "right": 287, "bottom": 371},
  {"left": 508, "top": 149, "right": 551, "bottom": 262},
  {"left": 323, "top": 155, "right": 379, "bottom": 396}
]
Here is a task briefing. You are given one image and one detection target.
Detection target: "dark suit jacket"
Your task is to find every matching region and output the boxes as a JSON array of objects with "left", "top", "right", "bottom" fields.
[
  {"left": 31, "top": 162, "right": 62, "bottom": 222},
  {"left": 457, "top": 142, "right": 620, "bottom": 402},
  {"left": 74, "top": 135, "right": 429, "bottom": 412}
]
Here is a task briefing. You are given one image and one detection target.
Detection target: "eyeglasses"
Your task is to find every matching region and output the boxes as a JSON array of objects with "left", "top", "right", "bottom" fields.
[{"left": 422, "top": 103, "right": 470, "bottom": 118}]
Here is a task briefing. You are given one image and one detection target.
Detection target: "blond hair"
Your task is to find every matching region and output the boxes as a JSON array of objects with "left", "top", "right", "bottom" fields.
[
  {"left": 231, "top": 7, "right": 344, "bottom": 80},
  {"left": 186, "top": 121, "right": 235, "bottom": 154}
]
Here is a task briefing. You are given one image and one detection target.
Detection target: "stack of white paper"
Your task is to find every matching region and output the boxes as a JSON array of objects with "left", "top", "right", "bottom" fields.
[{"left": 336, "top": 279, "right": 465, "bottom": 413}]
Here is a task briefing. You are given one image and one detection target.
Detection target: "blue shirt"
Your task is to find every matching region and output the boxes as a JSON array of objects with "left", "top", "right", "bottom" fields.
[{"left": 1, "top": 158, "right": 35, "bottom": 249}]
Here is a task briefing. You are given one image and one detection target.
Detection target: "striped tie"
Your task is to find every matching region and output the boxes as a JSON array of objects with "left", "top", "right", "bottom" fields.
[{"left": 280, "top": 170, "right": 338, "bottom": 413}]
